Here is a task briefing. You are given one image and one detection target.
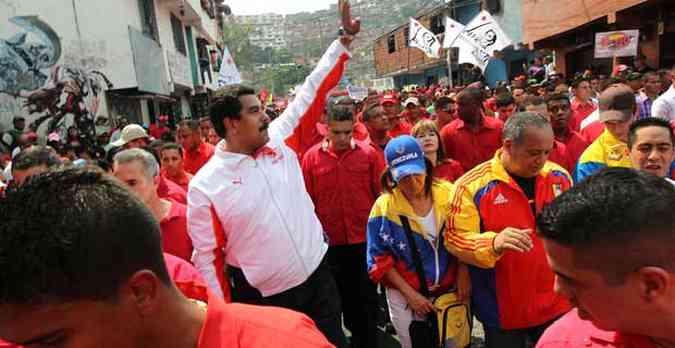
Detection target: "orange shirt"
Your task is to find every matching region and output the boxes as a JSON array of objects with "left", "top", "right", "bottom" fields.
[{"left": 570, "top": 98, "right": 597, "bottom": 132}]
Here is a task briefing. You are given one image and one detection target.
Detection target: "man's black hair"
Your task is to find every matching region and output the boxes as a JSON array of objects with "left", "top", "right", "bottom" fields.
[
  {"left": 0, "top": 168, "right": 172, "bottom": 305},
  {"left": 545, "top": 93, "right": 572, "bottom": 106},
  {"left": 628, "top": 117, "right": 675, "bottom": 148},
  {"left": 160, "top": 142, "right": 184, "bottom": 157},
  {"left": 458, "top": 87, "right": 484, "bottom": 105},
  {"left": 571, "top": 77, "right": 590, "bottom": 89},
  {"left": 537, "top": 168, "right": 675, "bottom": 285},
  {"left": 209, "top": 84, "right": 257, "bottom": 138},
  {"left": 326, "top": 104, "right": 354, "bottom": 123},
  {"left": 362, "top": 103, "right": 382, "bottom": 122},
  {"left": 177, "top": 119, "right": 200, "bottom": 131},
  {"left": 434, "top": 96, "right": 454, "bottom": 110},
  {"left": 496, "top": 93, "right": 515, "bottom": 108},
  {"left": 12, "top": 145, "right": 62, "bottom": 172}
]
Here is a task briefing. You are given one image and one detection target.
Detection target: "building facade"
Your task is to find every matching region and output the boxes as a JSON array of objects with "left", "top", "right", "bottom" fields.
[
  {"left": 523, "top": 0, "right": 675, "bottom": 76},
  {"left": 236, "top": 13, "right": 287, "bottom": 49},
  {"left": 0, "top": 0, "right": 224, "bottom": 136}
]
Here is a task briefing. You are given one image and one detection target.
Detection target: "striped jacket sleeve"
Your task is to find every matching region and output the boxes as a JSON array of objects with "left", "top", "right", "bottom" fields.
[
  {"left": 270, "top": 39, "right": 351, "bottom": 154},
  {"left": 445, "top": 183, "right": 502, "bottom": 269},
  {"left": 187, "top": 186, "right": 230, "bottom": 301},
  {"left": 573, "top": 161, "right": 605, "bottom": 183},
  {"left": 366, "top": 196, "right": 395, "bottom": 283}
]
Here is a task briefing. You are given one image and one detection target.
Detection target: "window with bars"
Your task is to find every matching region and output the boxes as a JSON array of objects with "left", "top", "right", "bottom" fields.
[
  {"left": 138, "top": 0, "right": 158, "bottom": 41},
  {"left": 170, "top": 14, "right": 187, "bottom": 55},
  {"left": 387, "top": 34, "right": 396, "bottom": 54},
  {"left": 403, "top": 26, "right": 409, "bottom": 47},
  {"left": 430, "top": 14, "right": 445, "bottom": 35}
]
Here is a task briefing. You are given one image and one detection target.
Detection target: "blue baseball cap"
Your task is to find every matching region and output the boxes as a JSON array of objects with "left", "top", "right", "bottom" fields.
[{"left": 384, "top": 135, "right": 427, "bottom": 183}]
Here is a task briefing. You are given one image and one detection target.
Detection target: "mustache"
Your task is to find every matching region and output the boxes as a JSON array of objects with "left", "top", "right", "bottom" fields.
[{"left": 259, "top": 122, "right": 269, "bottom": 132}]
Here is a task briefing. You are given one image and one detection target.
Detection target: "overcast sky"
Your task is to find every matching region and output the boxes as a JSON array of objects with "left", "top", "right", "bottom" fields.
[{"left": 226, "top": 0, "right": 337, "bottom": 15}]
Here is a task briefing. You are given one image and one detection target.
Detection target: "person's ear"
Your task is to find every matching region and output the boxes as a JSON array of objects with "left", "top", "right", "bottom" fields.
[
  {"left": 223, "top": 118, "right": 239, "bottom": 136},
  {"left": 503, "top": 139, "right": 513, "bottom": 154},
  {"left": 123, "top": 270, "right": 163, "bottom": 317},
  {"left": 635, "top": 266, "right": 670, "bottom": 303}
]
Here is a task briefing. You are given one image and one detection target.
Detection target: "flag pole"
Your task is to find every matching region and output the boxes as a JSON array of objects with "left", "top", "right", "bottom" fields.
[{"left": 447, "top": 48, "right": 454, "bottom": 88}]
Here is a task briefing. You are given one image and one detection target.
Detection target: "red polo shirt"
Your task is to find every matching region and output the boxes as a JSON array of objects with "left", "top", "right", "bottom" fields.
[
  {"left": 581, "top": 120, "right": 605, "bottom": 143},
  {"left": 537, "top": 309, "right": 655, "bottom": 348},
  {"left": 387, "top": 120, "right": 413, "bottom": 139},
  {"left": 570, "top": 98, "right": 597, "bottom": 131},
  {"left": 162, "top": 169, "right": 193, "bottom": 193},
  {"left": 184, "top": 142, "right": 215, "bottom": 175},
  {"left": 301, "top": 140, "right": 384, "bottom": 245},
  {"left": 197, "top": 293, "right": 333, "bottom": 348},
  {"left": 157, "top": 175, "right": 187, "bottom": 204},
  {"left": 547, "top": 140, "right": 575, "bottom": 174},
  {"left": 160, "top": 201, "right": 193, "bottom": 263},
  {"left": 441, "top": 116, "right": 504, "bottom": 172},
  {"left": 433, "top": 159, "right": 465, "bottom": 183},
  {"left": 149, "top": 124, "right": 169, "bottom": 139},
  {"left": 557, "top": 129, "right": 590, "bottom": 171}
]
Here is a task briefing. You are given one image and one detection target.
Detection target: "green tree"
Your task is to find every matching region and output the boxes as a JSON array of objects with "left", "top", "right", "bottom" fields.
[{"left": 221, "top": 21, "right": 254, "bottom": 71}]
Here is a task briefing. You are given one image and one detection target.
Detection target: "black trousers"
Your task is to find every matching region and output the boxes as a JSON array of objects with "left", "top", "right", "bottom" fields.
[
  {"left": 326, "top": 243, "right": 380, "bottom": 348},
  {"left": 484, "top": 317, "right": 559, "bottom": 348},
  {"left": 228, "top": 257, "right": 348, "bottom": 348}
]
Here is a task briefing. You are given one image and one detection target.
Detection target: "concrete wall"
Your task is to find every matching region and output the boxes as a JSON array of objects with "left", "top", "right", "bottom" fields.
[{"left": 0, "top": 0, "right": 144, "bottom": 133}]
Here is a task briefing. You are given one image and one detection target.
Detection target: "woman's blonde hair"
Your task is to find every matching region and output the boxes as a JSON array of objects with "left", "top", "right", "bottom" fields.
[{"left": 411, "top": 119, "right": 447, "bottom": 161}]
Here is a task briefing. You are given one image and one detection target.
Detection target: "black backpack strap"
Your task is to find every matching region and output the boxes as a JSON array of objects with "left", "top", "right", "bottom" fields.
[{"left": 399, "top": 215, "right": 430, "bottom": 298}]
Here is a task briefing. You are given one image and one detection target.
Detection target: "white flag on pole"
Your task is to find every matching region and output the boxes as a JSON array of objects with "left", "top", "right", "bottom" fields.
[
  {"left": 443, "top": 16, "right": 465, "bottom": 48},
  {"left": 451, "top": 11, "right": 513, "bottom": 71},
  {"left": 216, "top": 46, "right": 242, "bottom": 87},
  {"left": 408, "top": 18, "right": 442, "bottom": 59}
]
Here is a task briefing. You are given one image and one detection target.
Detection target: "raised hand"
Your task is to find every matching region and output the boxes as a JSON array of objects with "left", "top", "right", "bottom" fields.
[
  {"left": 339, "top": 0, "right": 361, "bottom": 35},
  {"left": 493, "top": 228, "right": 534, "bottom": 254}
]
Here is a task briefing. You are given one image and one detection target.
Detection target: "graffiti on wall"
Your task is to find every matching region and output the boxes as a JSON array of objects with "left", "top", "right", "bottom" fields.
[{"left": 0, "top": 15, "right": 113, "bottom": 147}]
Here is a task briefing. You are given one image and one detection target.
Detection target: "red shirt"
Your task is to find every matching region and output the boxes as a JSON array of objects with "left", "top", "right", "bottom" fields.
[
  {"left": 537, "top": 309, "right": 656, "bottom": 348},
  {"left": 299, "top": 122, "right": 370, "bottom": 160},
  {"left": 557, "top": 129, "right": 590, "bottom": 171},
  {"left": 198, "top": 293, "right": 333, "bottom": 348},
  {"left": 387, "top": 120, "right": 413, "bottom": 139},
  {"left": 433, "top": 159, "right": 465, "bottom": 183},
  {"left": 160, "top": 201, "right": 193, "bottom": 262},
  {"left": 302, "top": 140, "right": 384, "bottom": 245},
  {"left": 157, "top": 175, "right": 187, "bottom": 204},
  {"left": 570, "top": 98, "right": 597, "bottom": 131},
  {"left": 149, "top": 124, "right": 169, "bottom": 139},
  {"left": 548, "top": 140, "right": 575, "bottom": 174},
  {"left": 162, "top": 169, "right": 193, "bottom": 193},
  {"left": 184, "top": 142, "right": 215, "bottom": 175},
  {"left": 441, "top": 116, "right": 504, "bottom": 172},
  {"left": 581, "top": 120, "right": 605, "bottom": 143},
  {"left": 163, "top": 252, "right": 210, "bottom": 302}
]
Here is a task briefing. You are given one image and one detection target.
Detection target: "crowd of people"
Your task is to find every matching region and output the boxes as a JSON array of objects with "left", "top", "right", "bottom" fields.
[{"left": 1, "top": 1, "right": 675, "bottom": 348}]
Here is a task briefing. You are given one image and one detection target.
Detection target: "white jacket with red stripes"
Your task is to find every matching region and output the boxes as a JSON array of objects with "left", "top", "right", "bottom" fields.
[{"left": 187, "top": 39, "right": 351, "bottom": 299}]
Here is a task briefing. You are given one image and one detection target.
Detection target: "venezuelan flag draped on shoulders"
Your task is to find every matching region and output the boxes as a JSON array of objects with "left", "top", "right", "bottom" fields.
[
  {"left": 445, "top": 150, "right": 573, "bottom": 330},
  {"left": 366, "top": 180, "right": 458, "bottom": 294}
]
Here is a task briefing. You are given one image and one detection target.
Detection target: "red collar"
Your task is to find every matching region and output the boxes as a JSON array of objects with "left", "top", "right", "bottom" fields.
[
  {"left": 253, "top": 145, "right": 278, "bottom": 158},
  {"left": 161, "top": 200, "right": 185, "bottom": 223},
  {"left": 455, "top": 114, "right": 497, "bottom": 131}
]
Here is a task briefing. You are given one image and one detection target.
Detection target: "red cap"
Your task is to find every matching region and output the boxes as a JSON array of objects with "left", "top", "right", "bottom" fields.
[
  {"left": 380, "top": 94, "right": 398, "bottom": 106},
  {"left": 158, "top": 115, "right": 169, "bottom": 122}
]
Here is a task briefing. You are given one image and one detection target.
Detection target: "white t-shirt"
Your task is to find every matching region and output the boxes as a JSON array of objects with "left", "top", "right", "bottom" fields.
[
  {"left": 652, "top": 85, "right": 675, "bottom": 121},
  {"left": 419, "top": 207, "right": 437, "bottom": 240}
]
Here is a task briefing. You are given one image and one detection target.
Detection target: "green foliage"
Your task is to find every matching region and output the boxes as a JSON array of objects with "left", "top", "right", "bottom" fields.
[
  {"left": 221, "top": 22, "right": 254, "bottom": 71},
  {"left": 253, "top": 64, "right": 312, "bottom": 96}
]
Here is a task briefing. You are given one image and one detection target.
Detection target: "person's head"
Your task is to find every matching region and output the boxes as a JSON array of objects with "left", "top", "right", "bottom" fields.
[
  {"left": 382, "top": 135, "right": 433, "bottom": 198},
  {"left": 598, "top": 84, "right": 637, "bottom": 143},
  {"left": 628, "top": 117, "right": 675, "bottom": 178},
  {"left": 642, "top": 71, "right": 662, "bottom": 96},
  {"left": 12, "top": 116, "right": 25, "bottom": 131},
  {"left": 362, "top": 103, "right": 389, "bottom": 133},
  {"left": 512, "top": 88, "right": 527, "bottom": 107},
  {"left": 412, "top": 120, "right": 445, "bottom": 161},
  {"left": 11, "top": 145, "right": 62, "bottom": 186},
  {"left": 590, "top": 77, "right": 600, "bottom": 93},
  {"left": 403, "top": 97, "right": 421, "bottom": 116},
  {"left": 537, "top": 168, "right": 675, "bottom": 334},
  {"left": 209, "top": 84, "right": 269, "bottom": 154},
  {"left": 522, "top": 95, "right": 547, "bottom": 117},
  {"left": 325, "top": 105, "right": 354, "bottom": 152},
  {"left": 380, "top": 94, "right": 400, "bottom": 119},
  {"left": 113, "top": 148, "right": 160, "bottom": 204},
  {"left": 626, "top": 72, "right": 643, "bottom": 92},
  {"left": 157, "top": 115, "right": 169, "bottom": 126},
  {"left": 118, "top": 117, "right": 129, "bottom": 129},
  {"left": 176, "top": 120, "right": 202, "bottom": 152},
  {"left": 633, "top": 54, "right": 647, "bottom": 69},
  {"left": 112, "top": 124, "right": 149, "bottom": 149},
  {"left": 496, "top": 93, "right": 516, "bottom": 120},
  {"left": 199, "top": 116, "right": 213, "bottom": 139},
  {"left": 502, "top": 112, "right": 554, "bottom": 178},
  {"left": 456, "top": 87, "right": 484, "bottom": 124},
  {"left": 0, "top": 167, "right": 175, "bottom": 347},
  {"left": 159, "top": 143, "right": 185, "bottom": 177},
  {"left": 572, "top": 78, "right": 592, "bottom": 101},
  {"left": 207, "top": 128, "right": 221, "bottom": 146},
  {"left": 546, "top": 93, "right": 572, "bottom": 132}
]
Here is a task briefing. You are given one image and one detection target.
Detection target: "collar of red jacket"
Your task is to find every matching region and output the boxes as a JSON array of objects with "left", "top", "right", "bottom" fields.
[
  {"left": 455, "top": 113, "right": 499, "bottom": 131},
  {"left": 161, "top": 200, "right": 184, "bottom": 223}
]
